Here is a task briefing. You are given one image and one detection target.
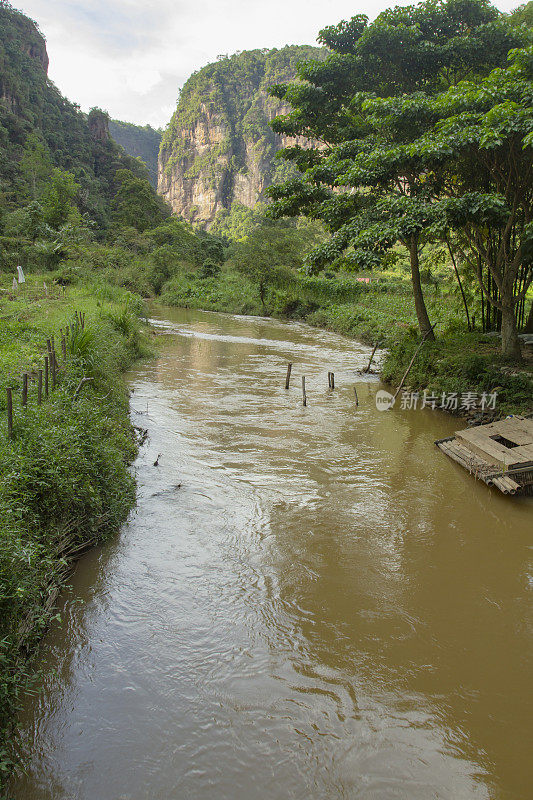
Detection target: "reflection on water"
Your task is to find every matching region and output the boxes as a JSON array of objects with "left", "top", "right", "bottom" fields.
[{"left": 12, "top": 308, "right": 532, "bottom": 800}]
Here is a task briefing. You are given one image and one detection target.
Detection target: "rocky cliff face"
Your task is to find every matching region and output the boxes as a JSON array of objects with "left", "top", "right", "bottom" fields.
[
  {"left": 158, "top": 46, "right": 323, "bottom": 228},
  {"left": 0, "top": 7, "right": 48, "bottom": 113}
]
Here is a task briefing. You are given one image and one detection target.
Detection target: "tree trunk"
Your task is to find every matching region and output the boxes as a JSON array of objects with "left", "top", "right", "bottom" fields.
[
  {"left": 501, "top": 302, "right": 522, "bottom": 359},
  {"left": 409, "top": 236, "right": 435, "bottom": 340}
]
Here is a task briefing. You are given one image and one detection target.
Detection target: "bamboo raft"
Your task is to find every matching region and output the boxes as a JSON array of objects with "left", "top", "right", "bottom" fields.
[{"left": 435, "top": 416, "right": 533, "bottom": 496}]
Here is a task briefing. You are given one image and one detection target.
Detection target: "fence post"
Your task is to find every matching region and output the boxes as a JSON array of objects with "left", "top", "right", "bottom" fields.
[
  {"left": 44, "top": 356, "right": 49, "bottom": 396},
  {"left": 38, "top": 369, "right": 43, "bottom": 405},
  {"left": 6, "top": 388, "right": 13, "bottom": 439},
  {"left": 22, "top": 373, "right": 28, "bottom": 407},
  {"left": 61, "top": 335, "right": 66, "bottom": 359},
  {"left": 285, "top": 363, "right": 292, "bottom": 390}
]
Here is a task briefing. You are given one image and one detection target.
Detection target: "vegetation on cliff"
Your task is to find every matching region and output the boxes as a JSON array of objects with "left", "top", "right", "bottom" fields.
[
  {"left": 109, "top": 120, "right": 162, "bottom": 188},
  {"left": 158, "top": 45, "right": 325, "bottom": 224},
  {"left": 0, "top": 2, "right": 165, "bottom": 236}
]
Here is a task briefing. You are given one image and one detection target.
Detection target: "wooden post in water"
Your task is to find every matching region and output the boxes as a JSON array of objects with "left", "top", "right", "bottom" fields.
[
  {"left": 44, "top": 356, "right": 49, "bottom": 397},
  {"left": 22, "top": 373, "right": 28, "bottom": 407},
  {"left": 353, "top": 386, "right": 359, "bottom": 406},
  {"left": 285, "top": 362, "right": 292, "bottom": 390},
  {"left": 364, "top": 341, "right": 380, "bottom": 373},
  {"left": 328, "top": 372, "right": 331, "bottom": 388},
  {"left": 330, "top": 372, "right": 335, "bottom": 390},
  {"left": 302, "top": 376, "right": 307, "bottom": 407},
  {"left": 6, "top": 388, "right": 13, "bottom": 439},
  {"left": 37, "top": 369, "right": 43, "bottom": 405}
]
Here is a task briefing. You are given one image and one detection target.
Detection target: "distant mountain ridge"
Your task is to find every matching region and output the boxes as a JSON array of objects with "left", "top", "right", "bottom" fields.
[
  {"left": 109, "top": 120, "right": 161, "bottom": 188},
  {"left": 158, "top": 45, "right": 324, "bottom": 228}
]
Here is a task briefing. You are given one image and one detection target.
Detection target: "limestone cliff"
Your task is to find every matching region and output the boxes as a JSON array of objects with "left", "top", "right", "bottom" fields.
[
  {"left": 158, "top": 46, "right": 323, "bottom": 227},
  {"left": 0, "top": 5, "right": 48, "bottom": 113}
]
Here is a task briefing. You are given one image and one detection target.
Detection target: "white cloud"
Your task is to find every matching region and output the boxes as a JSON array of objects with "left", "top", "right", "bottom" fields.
[{"left": 16, "top": 0, "right": 521, "bottom": 129}]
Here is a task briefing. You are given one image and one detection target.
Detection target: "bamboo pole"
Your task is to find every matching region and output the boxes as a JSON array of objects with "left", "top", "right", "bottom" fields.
[
  {"left": 285, "top": 362, "right": 292, "bottom": 390},
  {"left": 353, "top": 386, "right": 359, "bottom": 406},
  {"left": 363, "top": 341, "right": 380, "bottom": 373},
  {"left": 6, "top": 388, "right": 13, "bottom": 439},
  {"left": 391, "top": 323, "right": 437, "bottom": 406}
]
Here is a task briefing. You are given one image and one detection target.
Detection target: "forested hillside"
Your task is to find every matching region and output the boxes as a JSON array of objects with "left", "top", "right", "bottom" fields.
[
  {"left": 109, "top": 120, "right": 161, "bottom": 188},
  {"left": 158, "top": 46, "right": 324, "bottom": 226},
  {"left": 0, "top": 1, "right": 166, "bottom": 240}
]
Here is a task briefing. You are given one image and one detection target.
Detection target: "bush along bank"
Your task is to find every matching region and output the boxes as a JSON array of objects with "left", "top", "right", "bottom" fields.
[{"left": 0, "top": 284, "right": 150, "bottom": 789}]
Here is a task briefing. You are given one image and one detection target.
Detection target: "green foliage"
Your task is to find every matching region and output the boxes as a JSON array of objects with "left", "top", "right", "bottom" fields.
[
  {"left": 268, "top": 0, "right": 531, "bottom": 351},
  {"left": 381, "top": 332, "right": 533, "bottom": 415},
  {"left": 509, "top": 2, "right": 533, "bottom": 27},
  {"left": 160, "top": 267, "right": 262, "bottom": 315},
  {"left": 111, "top": 168, "right": 170, "bottom": 232},
  {"left": 41, "top": 168, "right": 79, "bottom": 229},
  {"left": 0, "top": 4, "right": 166, "bottom": 235},
  {"left": 229, "top": 221, "right": 314, "bottom": 308}
]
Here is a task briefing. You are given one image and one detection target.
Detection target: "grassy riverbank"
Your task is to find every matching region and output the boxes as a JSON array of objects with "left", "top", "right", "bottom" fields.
[{"left": 0, "top": 273, "right": 149, "bottom": 787}]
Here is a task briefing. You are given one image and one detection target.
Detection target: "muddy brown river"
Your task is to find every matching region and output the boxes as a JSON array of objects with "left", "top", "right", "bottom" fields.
[{"left": 11, "top": 308, "right": 532, "bottom": 800}]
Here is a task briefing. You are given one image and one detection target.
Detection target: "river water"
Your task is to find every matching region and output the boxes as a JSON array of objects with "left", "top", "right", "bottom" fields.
[{"left": 11, "top": 307, "right": 532, "bottom": 800}]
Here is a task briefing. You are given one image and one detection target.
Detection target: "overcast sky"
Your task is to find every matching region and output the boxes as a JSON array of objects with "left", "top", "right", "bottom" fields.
[{"left": 17, "top": 0, "right": 520, "bottom": 129}]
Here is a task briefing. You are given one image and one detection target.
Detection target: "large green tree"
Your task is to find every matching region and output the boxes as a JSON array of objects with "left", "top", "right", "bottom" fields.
[
  {"left": 231, "top": 222, "right": 307, "bottom": 309},
  {"left": 350, "top": 46, "right": 532, "bottom": 357},
  {"left": 111, "top": 169, "right": 170, "bottom": 232},
  {"left": 268, "top": 0, "right": 529, "bottom": 340}
]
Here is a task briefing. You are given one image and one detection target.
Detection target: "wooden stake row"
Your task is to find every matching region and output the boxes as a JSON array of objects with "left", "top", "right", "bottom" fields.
[
  {"left": 5, "top": 310, "right": 86, "bottom": 440},
  {"left": 284, "top": 363, "right": 361, "bottom": 408}
]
